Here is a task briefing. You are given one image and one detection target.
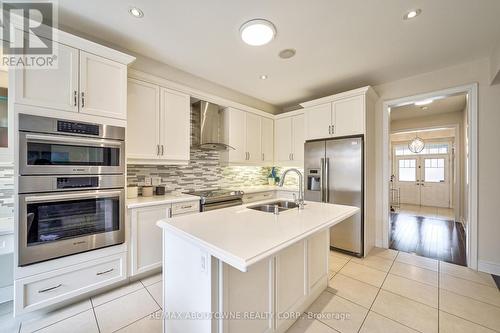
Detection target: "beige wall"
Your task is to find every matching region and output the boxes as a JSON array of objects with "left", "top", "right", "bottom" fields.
[
  {"left": 373, "top": 58, "right": 500, "bottom": 272},
  {"left": 391, "top": 111, "right": 463, "bottom": 133},
  {"left": 490, "top": 41, "right": 500, "bottom": 84}
]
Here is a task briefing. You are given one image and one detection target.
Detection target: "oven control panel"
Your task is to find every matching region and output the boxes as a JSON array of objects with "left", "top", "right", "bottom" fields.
[
  {"left": 57, "top": 120, "right": 100, "bottom": 136},
  {"left": 56, "top": 177, "right": 99, "bottom": 189}
]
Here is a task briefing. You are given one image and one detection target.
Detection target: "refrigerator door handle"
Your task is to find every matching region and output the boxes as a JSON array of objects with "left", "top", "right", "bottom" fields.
[
  {"left": 320, "top": 158, "right": 325, "bottom": 202},
  {"left": 324, "top": 157, "right": 330, "bottom": 202}
]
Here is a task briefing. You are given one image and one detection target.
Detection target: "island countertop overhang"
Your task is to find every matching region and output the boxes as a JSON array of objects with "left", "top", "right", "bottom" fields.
[{"left": 157, "top": 199, "right": 359, "bottom": 272}]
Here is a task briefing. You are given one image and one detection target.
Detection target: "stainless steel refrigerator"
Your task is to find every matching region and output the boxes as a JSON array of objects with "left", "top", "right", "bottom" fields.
[{"left": 304, "top": 136, "right": 363, "bottom": 257}]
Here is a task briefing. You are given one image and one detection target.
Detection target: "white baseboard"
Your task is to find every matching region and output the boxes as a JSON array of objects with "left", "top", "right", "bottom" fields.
[{"left": 478, "top": 260, "right": 500, "bottom": 276}]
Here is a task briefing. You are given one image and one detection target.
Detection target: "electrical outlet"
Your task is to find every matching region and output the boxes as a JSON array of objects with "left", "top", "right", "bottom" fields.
[
  {"left": 151, "top": 176, "right": 161, "bottom": 186},
  {"left": 144, "top": 177, "right": 152, "bottom": 186}
]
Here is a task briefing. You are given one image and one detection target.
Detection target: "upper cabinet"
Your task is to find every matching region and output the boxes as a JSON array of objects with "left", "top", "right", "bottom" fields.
[
  {"left": 14, "top": 41, "right": 132, "bottom": 120},
  {"left": 127, "top": 78, "right": 190, "bottom": 164},
  {"left": 302, "top": 87, "right": 376, "bottom": 140},
  {"left": 222, "top": 107, "right": 274, "bottom": 166},
  {"left": 274, "top": 112, "right": 305, "bottom": 167}
]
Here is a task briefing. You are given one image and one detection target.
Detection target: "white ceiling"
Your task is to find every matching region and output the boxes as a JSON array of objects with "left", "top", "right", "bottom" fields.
[
  {"left": 57, "top": 0, "right": 500, "bottom": 108},
  {"left": 390, "top": 94, "right": 466, "bottom": 121}
]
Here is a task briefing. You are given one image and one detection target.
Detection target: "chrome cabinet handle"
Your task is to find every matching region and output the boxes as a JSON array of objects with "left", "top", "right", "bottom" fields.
[
  {"left": 248, "top": 152, "right": 250, "bottom": 160},
  {"left": 73, "top": 91, "right": 78, "bottom": 107},
  {"left": 291, "top": 153, "right": 294, "bottom": 160},
  {"left": 25, "top": 133, "right": 122, "bottom": 147},
  {"left": 161, "top": 145, "right": 164, "bottom": 155},
  {"left": 38, "top": 284, "right": 62, "bottom": 293},
  {"left": 81, "top": 92, "right": 85, "bottom": 108},
  {"left": 157, "top": 145, "right": 160, "bottom": 155},
  {"left": 262, "top": 153, "right": 264, "bottom": 161},
  {"left": 168, "top": 207, "right": 173, "bottom": 218},
  {"left": 328, "top": 125, "right": 331, "bottom": 135},
  {"left": 332, "top": 124, "right": 335, "bottom": 134},
  {"left": 180, "top": 205, "right": 193, "bottom": 209},
  {"left": 96, "top": 268, "right": 114, "bottom": 276}
]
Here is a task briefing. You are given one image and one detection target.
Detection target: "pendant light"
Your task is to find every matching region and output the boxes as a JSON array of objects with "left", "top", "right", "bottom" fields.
[{"left": 408, "top": 132, "right": 425, "bottom": 153}]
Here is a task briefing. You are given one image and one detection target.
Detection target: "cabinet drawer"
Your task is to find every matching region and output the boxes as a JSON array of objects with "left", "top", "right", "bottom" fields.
[
  {"left": 242, "top": 191, "right": 275, "bottom": 203},
  {"left": 16, "top": 252, "right": 126, "bottom": 314},
  {"left": 171, "top": 201, "right": 200, "bottom": 215}
]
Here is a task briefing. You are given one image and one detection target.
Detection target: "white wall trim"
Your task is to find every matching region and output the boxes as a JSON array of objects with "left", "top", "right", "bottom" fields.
[
  {"left": 381, "top": 83, "right": 479, "bottom": 270},
  {"left": 128, "top": 69, "right": 275, "bottom": 119},
  {"left": 478, "top": 260, "right": 500, "bottom": 276}
]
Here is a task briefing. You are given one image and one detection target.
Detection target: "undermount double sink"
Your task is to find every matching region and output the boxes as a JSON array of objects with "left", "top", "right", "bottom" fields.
[{"left": 247, "top": 200, "right": 299, "bottom": 213}]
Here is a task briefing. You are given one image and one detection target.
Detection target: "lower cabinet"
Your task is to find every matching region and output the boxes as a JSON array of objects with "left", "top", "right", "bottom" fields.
[
  {"left": 14, "top": 252, "right": 127, "bottom": 315},
  {"left": 219, "top": 230, "right": 328, "bottom": 333},
  {"left": 129, "top": 201, "right": 200, "bottom": 277}
]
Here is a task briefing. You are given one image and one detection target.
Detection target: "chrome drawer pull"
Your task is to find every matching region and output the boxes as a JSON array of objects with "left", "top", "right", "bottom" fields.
[
  {"left": 38, "top": 284, "right": 62, "bottom": 293},
  {"left": 96, "top": 268, "right": 114, "bottom": 276},
  {"left": 180, "top": 205, "right": 192, "bottom": 209}
]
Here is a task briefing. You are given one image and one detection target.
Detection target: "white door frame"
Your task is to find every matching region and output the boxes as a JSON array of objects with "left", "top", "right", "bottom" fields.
[{"left": 382, "top": 83, "right": 478, "bottom": 269}]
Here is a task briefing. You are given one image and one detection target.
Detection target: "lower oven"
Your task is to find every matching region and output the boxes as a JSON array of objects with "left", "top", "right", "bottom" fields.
[{"left": 18, "top": 175, "right": 125, "bottom": 266}]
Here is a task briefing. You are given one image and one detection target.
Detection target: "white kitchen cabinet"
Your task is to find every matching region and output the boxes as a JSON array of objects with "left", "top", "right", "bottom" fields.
[
  {"left": 14, "top": 44, "right": 129, "bottom": 120},
  {"left": 79, "top": 51, "right": 127, "bottom": 119},
  {"left": 332, "top": 95, "right": 364, "bottom": 137},
  {"left": 275, "top": 240, "right": 307, "bottom": 332},
  {"left": 245, "top": 112, "right": 262, "bottom": 163},
  {"left": 221, "top": 258, "right": 274, "bottom": 333},
  {"left": 303, "top": 88, "right": 372, "bottom": 140},
  {"left": 274, "top": 112, "right": 305, "bottom": 166},
  {"left": 14, "top": 42, "right": 79, "bottom": 113},
  {"left": 242, "top": 191, "right": 275, "bottom": 203},
  {"left": 129, "top": 201, "right": 199, "bottom": 277},
  {"left": 127, "top": 79, "right": 160, "bottom": 160},
  {"left": 127, "top": 78, "right": 191, "bottom": 164},
  {"left": 261, "top": 117, "right": 274, "bottom": 164},
  {"left": 307, "top": 230, "right": 328, "bottom": 292},
  {"left": 160, "top": 88, "right": 190, "bottom": 161},
  {"left": 224, "top": 107, "right": 246, "bottom": 163}
]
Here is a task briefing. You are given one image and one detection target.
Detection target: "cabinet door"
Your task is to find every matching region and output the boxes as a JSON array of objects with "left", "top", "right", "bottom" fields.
[
  {"left": 332, "top": 95, "right": 364, "bottom": 137},
  {"left": 222, "top": 258, "right": 274, "bottom": 333},
  {"left": 130, "top": 205, "right": 170, "bottom": 276},
  {"left": 292, "top": 114, "right": 305, "bottom": 163},
  {"left": 160, "top": 88, "right": 190, "bottom": 161},
  {"left": 127, "top": 79, "right": 160, "bottom": 160},
  {"left": 261, "top": 117, "right": 274, "bottom": 164},
  {"left": 308, "top": 230, "right": 328, "bottom": 292},
  {"left": 276, "top": 241, "right": 307, "bottom": 332},
  {"left": 79, "top": 51, "right": 127, "bottom": 119},
  {"left": 245, "top": 112, "right": 261, "bottom": 163},
  {"left": 226, "top": 108, "right": 246, "bottom": 163},
  {"left": 275, "top": 117, "right": 292, "bottom": 163},
  {"left": 305, "top": 103, "right": 332, "bottom": 140},
  {"left": 14, "top": 42, "right": 79, "bottom": 113}
]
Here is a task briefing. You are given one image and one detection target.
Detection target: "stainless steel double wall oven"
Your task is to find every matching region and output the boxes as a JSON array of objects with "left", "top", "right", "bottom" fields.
[{"left": 18, "top": 114, "right": 126, "bottom": 266}]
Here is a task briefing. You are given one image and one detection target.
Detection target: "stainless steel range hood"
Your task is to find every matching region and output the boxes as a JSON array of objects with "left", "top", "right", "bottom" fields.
[{"left": 193, "top": 100, "right": 234, "bottom": 151}]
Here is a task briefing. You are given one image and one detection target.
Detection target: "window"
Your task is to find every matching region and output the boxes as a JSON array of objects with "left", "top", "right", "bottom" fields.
[
  {"left": 398, "top": 159, "right": 416, "bottom": 182},
  {"left": 394, "top": 143, "right": 448, "bottom": 156},
  {"left": 424, "top": 158, "right": 445, "bottom": 182}
]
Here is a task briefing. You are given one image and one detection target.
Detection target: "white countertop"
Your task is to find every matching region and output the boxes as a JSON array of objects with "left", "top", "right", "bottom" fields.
[
  {"left": 227, "top": 185, "right": 299, "bottom": 194},
  {"left": 157, "top": 198, "right": 359, "bottom": 272},
  {"left": 126, "top": 193, "right": 200, "bottom": 209}
]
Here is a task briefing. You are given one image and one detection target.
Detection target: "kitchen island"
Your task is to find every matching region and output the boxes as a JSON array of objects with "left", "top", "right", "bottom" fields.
[{"left": 157, "top": 199, "right": 359, "bottom": 333}]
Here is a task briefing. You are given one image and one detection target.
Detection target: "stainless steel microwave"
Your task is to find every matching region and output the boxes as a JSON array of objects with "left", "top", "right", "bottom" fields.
[{"left": 18, "top": 114, "right": 125, "bottom": 175}]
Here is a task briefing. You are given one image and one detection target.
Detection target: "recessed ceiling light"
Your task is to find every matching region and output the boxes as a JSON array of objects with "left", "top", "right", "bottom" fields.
[
  {"left": 415, "top": 99, "right": 433, "bottom": 106},
  {"left": 129, "top": 7, "right": 144, "bottom": 18},
  {"left": 403, "top": 9, "right": 421, "bottom": 20},
  {"left": 240, "top": 19, "right": 276, "bottom": 46},
  {"left": 260, "top": 75, "right": 268, "bottom": 80},
  {"left": 279, "top": 48, "right": 296, "bottom": 59}
]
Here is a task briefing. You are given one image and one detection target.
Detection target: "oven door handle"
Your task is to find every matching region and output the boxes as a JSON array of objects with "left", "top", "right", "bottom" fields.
[
  {"left": 24, "top": 190, "right": 123, "bottom": 203},
  {"left": 24, "top": 133, "right": 123, "bottom": 147}
]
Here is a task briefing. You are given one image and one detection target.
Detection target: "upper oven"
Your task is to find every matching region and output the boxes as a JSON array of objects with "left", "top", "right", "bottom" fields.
[{"left": 18, "top": 114, "right": 125, "bottom": 175}]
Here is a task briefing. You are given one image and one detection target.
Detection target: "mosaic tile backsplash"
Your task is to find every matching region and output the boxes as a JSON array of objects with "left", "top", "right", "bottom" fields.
[
  {"left": 0, "top": 164, "right": 14, "bottom": 218},
  {"left": 127, "top": 105, "right": 302, "bottom": 194}
]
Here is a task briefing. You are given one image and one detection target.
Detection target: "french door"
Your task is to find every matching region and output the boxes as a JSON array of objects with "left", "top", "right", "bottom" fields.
[{"left": 395, "top": 155, "right": 450, "bottom": 208}]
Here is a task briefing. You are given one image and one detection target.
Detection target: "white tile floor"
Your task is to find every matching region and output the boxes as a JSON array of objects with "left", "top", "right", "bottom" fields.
[
  {"left": 1, "top": 249, "right": 499, "bottom": 333},
  {"left": 396, "top": 204, "right": 455, "bottom": 221}
]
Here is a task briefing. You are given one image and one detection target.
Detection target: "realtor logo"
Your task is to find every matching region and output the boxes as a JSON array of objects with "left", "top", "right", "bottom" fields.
[{"left": 1, "top": 1, "right": 58, "bottom": 68}]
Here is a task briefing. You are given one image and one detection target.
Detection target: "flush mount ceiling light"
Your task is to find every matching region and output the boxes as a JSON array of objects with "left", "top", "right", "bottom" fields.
[
  {"left": 403, "top": 9, "right": 422, "bottom": 20},
  {"left": 414, "top": 99, "right": 433, "bottom": 106},
  {"left": 279, "top": 48, "right": 296, "bottom": 59},
  {"left": 408, "top": 133, "right": 425, "bottom": 153},
  {"left": 260, "top": 74, "right": 268, "bottom": 80},
  {"left": 240, "top": 19, "right": 276, "bottom": 46},
  {"left": 128, "top": 7, "right": 144, "bottom": 18}
]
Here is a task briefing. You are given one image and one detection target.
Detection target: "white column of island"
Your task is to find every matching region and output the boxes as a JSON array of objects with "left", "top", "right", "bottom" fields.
[{"left": 156, "top": 199, "right": 359, "bottom": 333}]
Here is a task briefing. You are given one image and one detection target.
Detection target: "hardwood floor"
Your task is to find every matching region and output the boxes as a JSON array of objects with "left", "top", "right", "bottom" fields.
[{"left": 390, "top": 212, "right": 467, "bottom": 266}]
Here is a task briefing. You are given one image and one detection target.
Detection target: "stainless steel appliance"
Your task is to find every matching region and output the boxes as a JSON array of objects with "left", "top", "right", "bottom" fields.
[
  {"left": 186, "top": 189, "right": 243, "bottom": 211},
  {"left": 192, "top": 100, "right": 234, "bottom": 151},
  {"left": 304, "top": 136, "right": 364, "bottom": 257},
  {"left": 19, "top": 114, "right": 125, "bottom": 175},
  {"left": 17, "top": 115, "right": 126, "bottom": 266}
]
